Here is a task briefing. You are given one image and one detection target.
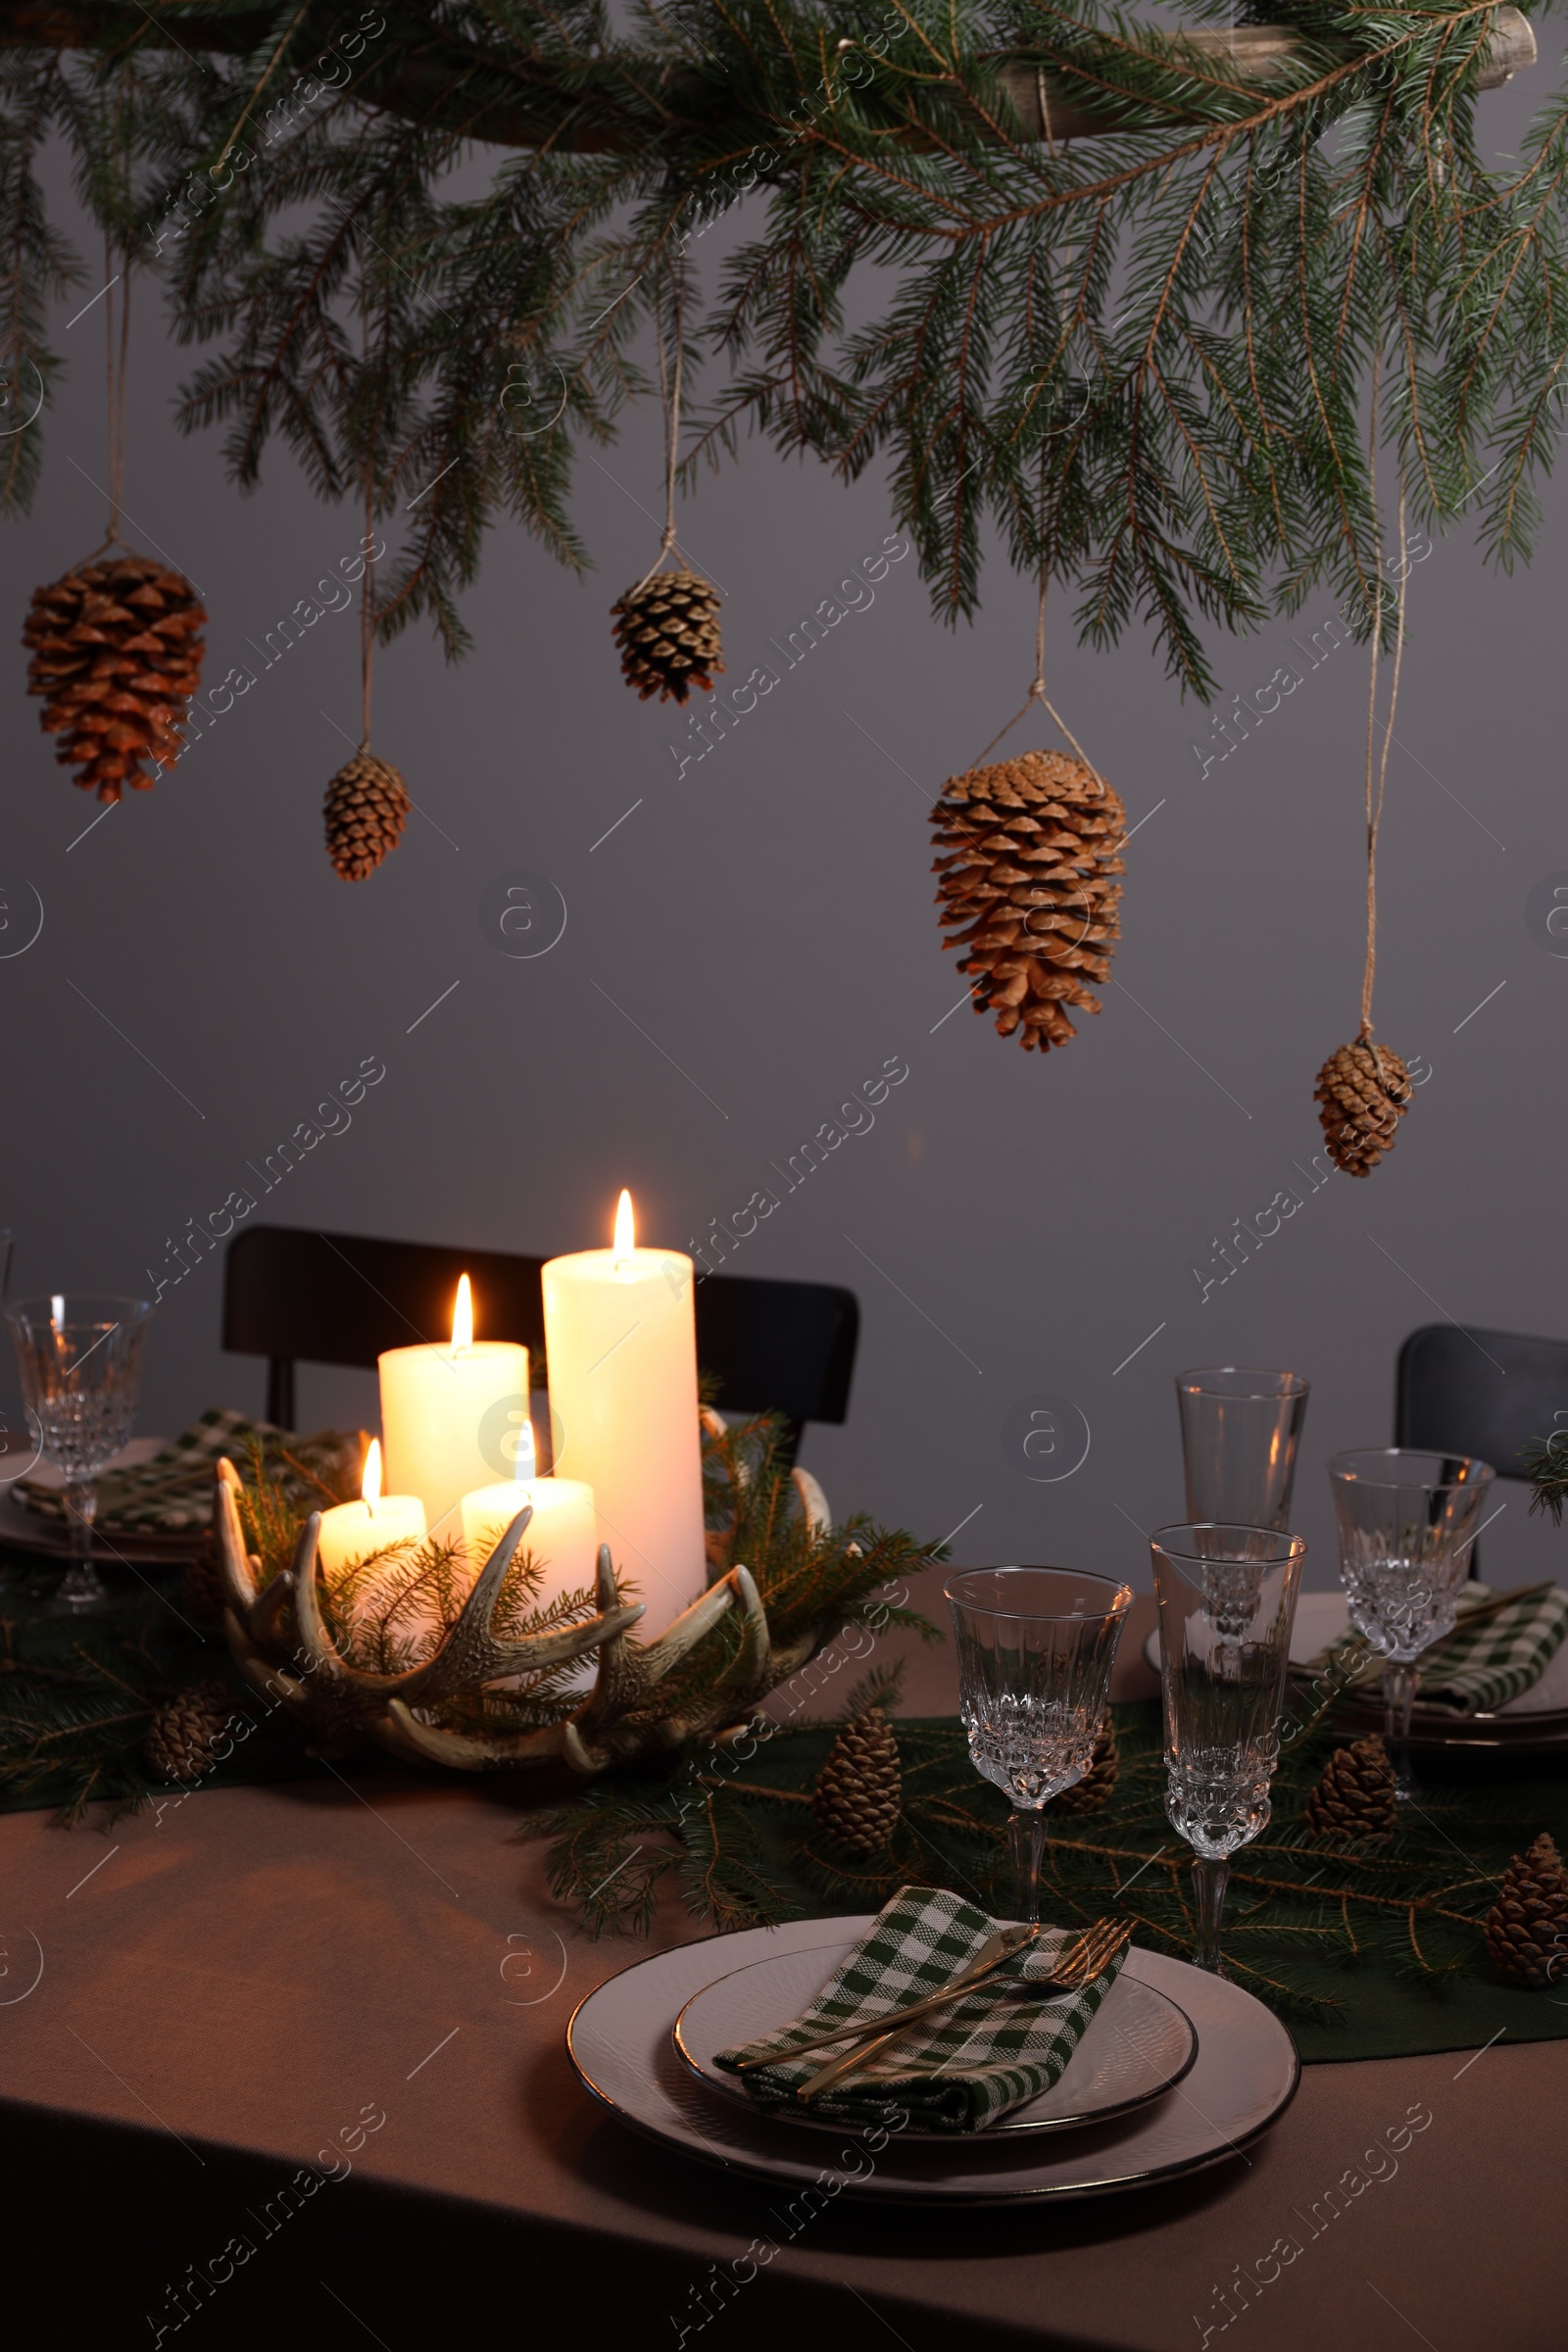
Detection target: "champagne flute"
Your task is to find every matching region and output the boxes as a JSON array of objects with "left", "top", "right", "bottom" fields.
[
  {"left": 1176, "top": 1367, "right": 1309, "bottom": 1530},
  {"left": 946, "top": 1566, "right": 1131, "bottom": 1924},
  {"left": 6, "top": 1295, "right": 153, "bottom": 1608},
  {"left": 1152, "top": 1523, "right": 1305, "bottom": 1972}
]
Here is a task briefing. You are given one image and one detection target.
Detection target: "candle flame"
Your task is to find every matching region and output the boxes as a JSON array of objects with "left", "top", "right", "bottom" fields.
[
  {"left": 452, "top": 1273, "right": 473, "bottom": 1352},
  {"left": 362, "top": 1438, "right": 383, "bottom": 1509},
  {"left": 612, "top": 1189, "right": 635, "bottom": 1263}
]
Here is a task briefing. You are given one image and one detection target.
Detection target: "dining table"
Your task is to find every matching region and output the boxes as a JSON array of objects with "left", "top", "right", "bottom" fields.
[{"left": 0, "top": 1586, "right": 1562, "bottom": 2352}]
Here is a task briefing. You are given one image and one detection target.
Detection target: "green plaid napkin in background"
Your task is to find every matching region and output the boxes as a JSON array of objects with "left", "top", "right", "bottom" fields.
[
  {"left": 16, "top": 1409, "right": 360, "bottom": 1534},
  {"left": 1310, "top": 1581, "right": 1568, "bottom": 1716},
  {"left": 715, "top": 1885, "right": 1125, "bottom": 2133}
]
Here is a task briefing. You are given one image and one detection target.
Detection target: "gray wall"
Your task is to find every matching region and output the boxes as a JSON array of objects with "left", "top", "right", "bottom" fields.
[{"left": 4, "top": 92, "right": 1564, "bottom": 1602}]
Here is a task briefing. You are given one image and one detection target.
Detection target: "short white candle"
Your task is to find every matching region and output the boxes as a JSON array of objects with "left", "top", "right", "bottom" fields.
[
  {"left": 461, "top": 1454, "right": 599, "bottom": 1614},
  {"left": 317, "top": 1440, "right": 427, "bottom": 1581},
  {"left": 378, "top": 1274, "right": 530, "bottom": 1538},
  {"left": 542, "top": 1190, "right": 704, "bottom": 1642}
]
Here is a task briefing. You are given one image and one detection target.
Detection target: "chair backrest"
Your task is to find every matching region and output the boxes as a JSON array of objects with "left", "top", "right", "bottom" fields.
[
  {"left": 1395, "top": 1323, "right": 1568, "bottom": 1481},
  {"left": 221, "top": 1226, "right": 858, "bottom": 1462}
]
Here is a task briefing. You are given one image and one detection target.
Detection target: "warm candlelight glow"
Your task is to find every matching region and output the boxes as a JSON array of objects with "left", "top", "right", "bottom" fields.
[
  {"left": 451, "top": 1273, "right": 473, "bottom": 1354},
  {"left": 612, "top": 1189, "right": 635, "bottom": 1270},
  {"left": 362, "top": 1437, "right": 383, "bottom": 1509}
]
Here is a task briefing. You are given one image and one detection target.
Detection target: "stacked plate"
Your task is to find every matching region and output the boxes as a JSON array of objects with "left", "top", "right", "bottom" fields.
[{"left": 567, "top": 1918, "right": 1298, "bottom": 2205}]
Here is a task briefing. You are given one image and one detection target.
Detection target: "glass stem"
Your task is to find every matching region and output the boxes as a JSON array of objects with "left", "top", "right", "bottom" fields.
[
  {"left": 1009, "top": 1806, "right": 1049, "bottom": 1925},
  {"left": 1190, "top": 1855, "right": 1230, "bottom": 1973},
  {"left": 1383, "top": 1662, "right": 1419, "bottom": 1801},
  {"left": 60, "top": 1477, "right": 105, "bottom": 1608}
]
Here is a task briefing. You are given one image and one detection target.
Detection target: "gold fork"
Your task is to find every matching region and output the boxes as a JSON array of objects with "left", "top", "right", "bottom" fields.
[{"left": 792, "top": 1917, "right": 1131, "bottom": 2104}]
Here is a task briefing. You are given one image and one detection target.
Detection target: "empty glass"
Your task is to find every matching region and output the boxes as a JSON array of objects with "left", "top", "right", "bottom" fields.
[
  {"left": 1152, "top": 1523, "right": 1306, "bottom": 1972},
  {"left": 6, "top": 1294, "right": 153, "bottom": 1607},
  {"left": 1328, "top": 1447, "right": 1494, "bottom": 1801},
  {"left": 946, "top": 1566, "right": 1132, "bottom": 1924},
  {"left": 1176, "top": 1368, "right": 1309, "bottom": 1529}
]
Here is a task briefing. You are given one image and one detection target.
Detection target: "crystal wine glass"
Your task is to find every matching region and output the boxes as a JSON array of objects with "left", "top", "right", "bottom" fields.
[
  {"left": 1327, "top": 1448, "right": 1494, "bottom": 1802},
  {"left": 945, "top": 1566, "right": 1131, "bottom": 1925},
  {"left": 1176, "top": 1367, "right": 1309, "bottom": 1530},
  {"left": 6, "top": 1295, "right": 153, "bottom": 1607},
  {"left": 1151, "top": 1523, "right": 1306, "bottom": 1972}
]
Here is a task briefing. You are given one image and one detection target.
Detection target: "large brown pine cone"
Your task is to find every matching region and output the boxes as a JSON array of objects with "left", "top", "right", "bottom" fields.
[
  {"left": 1484, "top": 1832, "right": 1568, "bottom": 1989},
  {"left": 1313, "top": 1036, "right": 1413, "bottom": 1176},
  {"left": 143, "top": 1681, "right": 237, "bottom": 1786},
  {"left": 1054, "top": 1715, "right": 1119, "bottom": 1814},
  {"left": 811, "top": 1706, "right": 902, "bottom": 1856},
  {"left": 931, "top": 748, "right": 1126, "bottom": 1054},
  {"left": 610, "top": 567, "right": 722, "bottom": 703},
  {"left": 24, "top": 554, "right": 206, "bottom": 804},
  {"left": 324, "top": 751, "right": 411, "bottom": 881},
  {"left": 1302, "top": 1733, "right": 1397, "bottom": 1839}
]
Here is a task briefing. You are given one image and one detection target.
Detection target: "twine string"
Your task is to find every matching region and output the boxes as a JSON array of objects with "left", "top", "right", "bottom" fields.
[
  {"left": 973, "top": 572, "right": 1104, "bottom": 784},
  {"left": 360, "top": 300, "right": 374, "bottom": 748},
  {"left": 1358, "top": 352, "right": 1409, "bottom": 1042},
  {"left": 632, "top": 251, "right": 686, "bottom": 598}
]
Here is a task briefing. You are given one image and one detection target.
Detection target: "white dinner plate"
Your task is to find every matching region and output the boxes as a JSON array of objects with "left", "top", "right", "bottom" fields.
[
  {"left": 1142, "top": 1588, "right": 1350, "bottom": 1677},
  {"left": 672, "top": 1936, "right": 1197, "bottom": 2137},
  {"left": 566, "top": 1917, "right": 1299, "bottom": 2204}
]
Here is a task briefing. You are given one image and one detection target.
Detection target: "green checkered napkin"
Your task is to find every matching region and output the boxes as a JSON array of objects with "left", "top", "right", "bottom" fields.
[
  {"left": 1311, "top": 1581, "right": 1568, "bottom": 1716},
  {"left": 17, "top": 1408, "right": 359, "bottom": 1534},
  {"left": 715, "top": 1885, "right": 1125, "bottom": 2133}
]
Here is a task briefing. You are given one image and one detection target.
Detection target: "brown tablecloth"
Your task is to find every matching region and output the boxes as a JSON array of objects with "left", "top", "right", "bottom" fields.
[{"left": 0, "top": 1594, "right": 1560, "bottom": 2350}]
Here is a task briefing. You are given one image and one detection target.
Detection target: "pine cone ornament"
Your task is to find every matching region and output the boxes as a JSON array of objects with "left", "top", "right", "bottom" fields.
[
  {"left": 811, "top": 1706, "right": 902, "bottom": 1855},
  {"left": 143, "top": 1681, "right": 236, "bottom": 1786},
  {"left": 1054, "top": 1715, "right": 1119, "bottom": 1814},
  {"left": 23, "top": 553, "right": 206, "bottom": 804},
  {"left": 1313, "top": 1035, "right": 1413, "bottom": 1176},
  {"left": 931, "top": 748, "right": 1126, "bottom": 1053},
  {"left": 610, "top": 566, "right": 723, "bottom": 704},
  {"left": 324, "top": 751, "right": 411, "bottom": 881},
  {"left": 1484, "top": 1832, "right": 1568, "bottom": 1989},
  {"left": 1302, "top": 1733, "right": 1397, "bottom": 1839}
]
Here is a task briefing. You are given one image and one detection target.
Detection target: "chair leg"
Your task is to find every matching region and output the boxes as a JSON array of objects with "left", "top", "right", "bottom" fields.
[{"left": 267, "top": 1358, "right": 296, "bottom": 1430}]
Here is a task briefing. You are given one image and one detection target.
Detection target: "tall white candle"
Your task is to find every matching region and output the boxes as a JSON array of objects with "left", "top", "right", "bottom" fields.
[
  {"left": 542, "top": 1191, "right": 703, "bottom": 1642},
  {"left": 378, "top": 1274, "right": 530, "bottom": 1538}
]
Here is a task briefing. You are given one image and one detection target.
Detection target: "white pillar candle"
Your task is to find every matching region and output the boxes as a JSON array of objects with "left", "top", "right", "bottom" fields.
[
  {"left": 542, "top": 1190, "right": 704, "bottom": 1642},
  {"left": 317, "top": 1440, "right": 427, "bottom": 1581},
  {"left": 378, "top": 1274, "right": 530, "bottom": 1539},
  {"left": 461, "top": 1477, "right": 599, "bottom": 1609}
]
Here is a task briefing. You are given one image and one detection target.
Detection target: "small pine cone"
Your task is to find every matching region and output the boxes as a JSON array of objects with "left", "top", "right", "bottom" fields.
[
  {"left": 324, "top": 751, "right": 411, "bottom": 881},
  {"left": 181, "top": 1535, "right": 226, "bottom": 1628},
  {"left": 610, "top": 567, "right": 723, "bottom": 704},
  {"left": 1484, "top": 1832, "right": 1568, "bottom": 1990},
  {"left": 931, "top": 748, "right": 1126, "bottom": 1055},
  {"left": 811, "top": 1706, "right": 902, "bottom": 1856},
  {"left": 143, "top": 1681, "right": 237, "bottom": 1786},
  {"left": 1302, "top": 1733, "right": 1397, "bottom": 1839},
  {"left": 23, "top": 554, "right": 206, "bottom": 804},
  {"left": 1054, "top": 1715, "right": 1119, "bottom": 1814},
  {"left": 1313, "top": 1035, "right": 1413, "bottom": 1176}
]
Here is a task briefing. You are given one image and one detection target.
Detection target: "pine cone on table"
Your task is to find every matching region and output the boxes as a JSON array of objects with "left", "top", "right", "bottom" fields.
[
  {"left": 23, "top": 554, "right": 206, "bottom": 804},
  {"left": 1484, "top": 1833, "right": 1568, "bottom": 1989},
  {"left": 181, "top": 1535, "right": 226, "bottom": 1629},
  {"left": 931, "top": 748, "right": 1126, "bottom": 1054},
  {"left": 143, "top": 1681, "right": 237, "bottom": 1786},
  {"left": 324, "top": 751, "right": 411, "bottom": 880},
  {"left": 610, "top": 567, "right": 723, "bottom": 703},
  {"left": 1313, "top": 1036, "right": 1413, "bottom": 1176},
  {"left": 811, "top": 1707, "right": 902, "bottom": 1855},
  {"left": 1054, "top": 1716, "right": 1119, "bottom": 1814},
  {"left": 1302, "top": 1734, "right": 1397, "bottom": 1839}
]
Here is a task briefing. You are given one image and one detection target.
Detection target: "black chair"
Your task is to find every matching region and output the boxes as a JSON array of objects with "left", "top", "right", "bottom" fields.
[
  {"left": 222, "top": 1226, "right": 858, "bottom": 1466},
  {"left": 1396, "top": 1322, "right": 1568, "bottom": 1490}
]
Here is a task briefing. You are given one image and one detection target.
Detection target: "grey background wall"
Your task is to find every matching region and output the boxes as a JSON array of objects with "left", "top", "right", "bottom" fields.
[{"left": 3, "top": 84, "right": 1564, "bottom": 1603}]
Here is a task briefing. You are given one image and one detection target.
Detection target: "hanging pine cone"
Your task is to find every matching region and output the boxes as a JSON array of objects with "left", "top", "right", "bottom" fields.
[
  {"left": 1484, "top": 1833, "right": 1568, "bottom": 1990},
  {"left": 610, "top": 566, "right": 723, "bottom": 703},
  {"left": 1054, "top": 1715, "right": 1119, "bottom": 1814},
  {"left": 811, "top": 1707, "right": 902, "bottom": 1855},
  {"left": 324, "top": 751, "right": 411, "bottom": 881},
  {"left": 23, "top": 553, "right": 206, "bottom": 804},
  {"left": 1302, "top": 1733, "right": 1397, "bottom": 1839},
  {"left": 931, "top": 748, "right": 1126, "bottom": 1054},
  {"left": 1313, "top": 1035, "right": 1413, "bottom": 1177},
  {"left": 143, "top": 1681, "right": 237, "bottom": 1786}
]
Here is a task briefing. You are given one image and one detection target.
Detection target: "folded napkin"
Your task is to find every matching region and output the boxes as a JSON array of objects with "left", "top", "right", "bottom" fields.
[
  {"left": 1313, "top": 1581, "right": 1568, "bottom": 1717},
  {"left": 18, "top": 1408, "right": 359, "bottom": 1534},
  {"left": 715, "top": 1885, "right": 1125, "bottom": 2133}
]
